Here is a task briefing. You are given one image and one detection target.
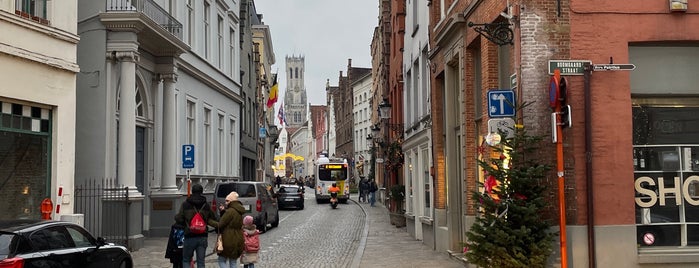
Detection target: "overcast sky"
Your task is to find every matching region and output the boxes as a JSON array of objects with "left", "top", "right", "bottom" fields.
[{"left": 254, "top": 0, "right": 379, "bottom": 110}]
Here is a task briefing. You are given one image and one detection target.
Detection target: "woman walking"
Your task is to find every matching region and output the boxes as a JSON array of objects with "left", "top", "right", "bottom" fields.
[{"left": 217, "top": 192, "right": 246, "bottom": 268}]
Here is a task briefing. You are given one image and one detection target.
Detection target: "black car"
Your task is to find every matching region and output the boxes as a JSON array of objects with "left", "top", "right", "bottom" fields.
[
  {"left": 277, "top": 184, "right": 305, "bottom": 210},
  {"left": 0, "top": 219, "right": 133, "bottom": 268}
]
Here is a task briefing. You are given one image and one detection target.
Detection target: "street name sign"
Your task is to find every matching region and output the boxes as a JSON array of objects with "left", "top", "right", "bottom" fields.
[
  {"left": 182, "top": 144, "right": 194, "bottom": 169},
  {"left": 548, "top": 60, "right": 591, "bottom": 75},
  {"left": 592, "top": 64, "right": 636, "bottom": 71},
  {"left": 488, "top": 90, "right": 516, "bottom": 117}
]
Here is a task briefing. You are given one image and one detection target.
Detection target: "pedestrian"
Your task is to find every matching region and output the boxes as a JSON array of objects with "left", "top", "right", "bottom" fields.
[
  {"left": 217, "top": 191, "right": 246, "bottom": 268},
  {"left": 369, "top": 179, "right": 378, "bottom": 207},
  {"left": 174, "top": 184, "right": 218, "bottom": 268},
  {"left": 164, "top": 223, "right": 184, "bottom": 268},
  {"left": 359, "top": 178, "right": 369, "bottom": 203},
  {"left": 240, "top": 215, "right": 260, "bottom": 268},
  {"left": 275, "top": 175, "right": 282, "bottom": 188}
]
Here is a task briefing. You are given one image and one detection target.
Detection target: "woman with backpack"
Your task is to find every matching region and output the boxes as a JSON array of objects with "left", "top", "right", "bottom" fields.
[
  {"left": 217, "top": 191, "right": 246, "bottom": 268},
  {"left": 241, "top": 215, "right": 260, "bottom": 268},
  {"left": 174, "top": 184, "right": 218, "bottom": 268}
]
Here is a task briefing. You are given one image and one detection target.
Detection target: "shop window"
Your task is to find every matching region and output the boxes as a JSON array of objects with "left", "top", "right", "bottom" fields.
[{"left": 633, "top": 98, "right": 699, "bottom": 247}]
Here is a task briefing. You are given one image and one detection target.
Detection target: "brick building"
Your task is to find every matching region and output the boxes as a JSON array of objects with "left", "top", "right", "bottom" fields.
[{"left": 426, "top": 0, "right": 699, "bottom": 266}]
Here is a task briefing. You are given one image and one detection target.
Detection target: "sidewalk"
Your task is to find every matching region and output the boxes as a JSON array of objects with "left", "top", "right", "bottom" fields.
[
  {"left": 130, "top": 196, "right": 466, "bottom": 267},
  {"left": 354, "top": 196, "right": 464, "bottom": 268}
]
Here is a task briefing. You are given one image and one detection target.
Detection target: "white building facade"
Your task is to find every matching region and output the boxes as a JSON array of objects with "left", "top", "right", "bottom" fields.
[
  {"left": 352, "top": 72, "right": 373, "bottom": 180},
  {"left": 76, "top": 0, "right": 243, "bottom": 248},
  {"left": 0, "top": 1, "right": 79, "bottom": 221},
  {"left": 402, "top": 0, "right": 434, "bottom": 246}
]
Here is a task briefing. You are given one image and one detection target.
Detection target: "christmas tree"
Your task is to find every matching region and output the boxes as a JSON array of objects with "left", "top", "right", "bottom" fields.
[{"left": 464, "top": 125, "right": 555, "bottom": 268}]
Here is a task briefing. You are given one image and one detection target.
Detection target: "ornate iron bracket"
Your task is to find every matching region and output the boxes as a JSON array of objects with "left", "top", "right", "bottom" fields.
[{"left": 467, "top": 21, "right": 514, "bottom": 46}]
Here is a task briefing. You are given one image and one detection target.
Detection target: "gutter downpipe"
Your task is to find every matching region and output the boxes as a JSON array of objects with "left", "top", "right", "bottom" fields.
[{"left": 584, "top": 63, "right": 597, "bottom": 268}]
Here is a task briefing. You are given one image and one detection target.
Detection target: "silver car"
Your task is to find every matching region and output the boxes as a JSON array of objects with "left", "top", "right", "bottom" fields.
[{"left": 213, "top": 181, "right": 279, "bottom": 232}]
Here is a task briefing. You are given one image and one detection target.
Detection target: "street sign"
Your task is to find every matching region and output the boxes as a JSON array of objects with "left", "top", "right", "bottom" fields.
[
  {"left": 488, "top": 118, "right": 516, "bottom": 139},
  {"left": 488, "top": 90, "right": 516, "bottom": 117},
  {"left": 592, "top": 64, "right": 636, "bottom": 71},
  {"left": 510, "top": 73, "right": 517, "bottom": 89},
  {"left": 182, "top": 144, "right": 194, "bottom": 169},
  {"left": 548, "top": 60, "right": 591, "bottom": 75}
]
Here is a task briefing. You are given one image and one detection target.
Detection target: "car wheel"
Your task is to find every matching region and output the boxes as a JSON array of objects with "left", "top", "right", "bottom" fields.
[
  {"left": 119, "top": 259, "right": 130, "bottom": 268},
  {"left": 271, "top": 211, "right": 280, "bottom": 228},
  {"left": 258, "top": 215, "right": 268, "bottom": 233},
  {"left": 299, "top": 204, "right": 304, "bottom": 210}
]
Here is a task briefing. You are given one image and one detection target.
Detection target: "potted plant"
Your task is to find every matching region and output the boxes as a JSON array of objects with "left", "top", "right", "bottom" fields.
[{"left": 388, "top": 184, "right": 406, "bottom": 227}]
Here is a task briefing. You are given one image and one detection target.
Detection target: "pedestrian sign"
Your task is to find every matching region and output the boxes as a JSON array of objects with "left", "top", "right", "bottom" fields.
[
  {"left": 182, "top": 145, "right": 194, "bottom": 169},
  {"left": 488, "top": 90, "right": 516, "bottom": 117}
]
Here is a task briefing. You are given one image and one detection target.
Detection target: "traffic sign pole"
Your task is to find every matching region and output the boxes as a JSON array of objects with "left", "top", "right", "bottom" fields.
[{"left": 550, "top": 69, "right": 568, "bottom": 268}]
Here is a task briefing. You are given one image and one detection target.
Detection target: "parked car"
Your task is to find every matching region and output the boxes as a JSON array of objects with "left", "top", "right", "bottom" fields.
[
  {"left": 277, "top": 184, "right": 305, "bottom": 210},
  {"left": 0, "top": 219, "right": 133, "bottom": 268},
  {"left": 213, "top": 181, "right": 279, "bottom": 232}
]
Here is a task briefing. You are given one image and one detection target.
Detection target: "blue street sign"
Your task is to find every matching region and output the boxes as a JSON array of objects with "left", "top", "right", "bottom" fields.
[
  {"left": 182, "top": 144, "right": 194, "bottom": 169},
  {"left": 488, "top": 90, "right": 516, "bottom": 117}
]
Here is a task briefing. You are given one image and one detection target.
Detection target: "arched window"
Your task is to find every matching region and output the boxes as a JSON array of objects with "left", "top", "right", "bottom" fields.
[
  {"left": 116, "top": 83, "right": 145, "bottom": 118},
  {"left": 295, "top": 67, "right": 299, "bottom": 79},
  {"left": 289, "top": 68, "right": 293, "bottom": 79}
]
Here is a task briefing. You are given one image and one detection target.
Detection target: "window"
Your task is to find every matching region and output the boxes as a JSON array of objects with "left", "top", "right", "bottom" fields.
[
  {"left": 30, "top": 226, "right": 73, "bottom": 251},
  {"left": 203, "top": 1, "right": 211, "bottom": 59},
  {"left": 241, "top": 93, "right": 246, "bottom": 133},
  {"left": 15, "top": 0, "right": 47, "bottom": 20},
  {"left": 186, "top": 0, "right": 194, "bottom": 45},
  {"left": 229, "top": 26, "right": 236, "bottom": 77},
  {"left": 65, "top": 226, "right": 94, "bottom": 248},
  {"left": 633, "top": 98, "right": 699, "bottom": 247},
  {"left": 186, "top": 100, "right": 196, "bottom": 145},
  {"left": 218, "top": 114, "right": 225, "bottom": 174},
  {"left": 204, "top": 107, "right": 211, "bottom": 173},
  {"left": 229, "top": 118, "right": 236, "bottom": 175},
  {"left": 217, "top": 15, "right": 224, "bottom": 69},
  {"left": 422, "top": 148, "right": 431, "bottom": 217}
]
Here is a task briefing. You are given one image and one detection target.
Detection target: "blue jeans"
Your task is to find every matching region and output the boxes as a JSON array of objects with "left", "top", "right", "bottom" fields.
[
  {"left": 182, "top": 236, "right": 207, "bottom": 268},
  {"left": 218, "top": 255, "right": 238, "bottom": 268},
  {"left": 369, "top": 192, "right": 376, "bottom": 206}
]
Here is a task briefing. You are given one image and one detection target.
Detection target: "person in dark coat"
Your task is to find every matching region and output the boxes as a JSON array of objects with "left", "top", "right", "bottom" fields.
[
  {"left": 174, "top": 184, "right": 218, "bottom": 268},
  {"left": 217, "top": 191, "right": 246, "bottom": 268},
  {"left": 164, "top": 224, "right": 184, "bottom": 268},
  {"left": 359, "top": 178, "right": 369, "bottom": 203}
]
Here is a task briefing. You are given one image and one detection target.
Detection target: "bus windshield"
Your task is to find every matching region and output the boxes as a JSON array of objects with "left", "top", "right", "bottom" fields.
[{"left": 318, "top": 164, "right": 347, "bottom": 181}]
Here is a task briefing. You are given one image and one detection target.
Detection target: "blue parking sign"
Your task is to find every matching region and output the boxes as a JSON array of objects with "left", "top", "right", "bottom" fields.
[
  {"left": 182, "top": 145, "right": 194, "bottom": 169},
  {"left": 488, "top": 90, "right": 516, "bottom": 117}
]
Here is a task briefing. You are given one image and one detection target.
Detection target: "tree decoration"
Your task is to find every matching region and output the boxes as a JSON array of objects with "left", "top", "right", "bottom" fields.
[
  {"left": 384, "top": 140, "right": 404, "bottom": 171},
  {"left": 463, "top": 124, "right": 555, "bottom": 268}
]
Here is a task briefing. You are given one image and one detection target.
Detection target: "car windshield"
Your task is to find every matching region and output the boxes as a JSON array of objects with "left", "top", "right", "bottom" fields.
[{"left": 217, "top": 184, "right": 257, "bottom": 198}]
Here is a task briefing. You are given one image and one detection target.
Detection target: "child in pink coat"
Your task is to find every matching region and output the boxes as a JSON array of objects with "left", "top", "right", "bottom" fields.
[{"left": 241, "top": 216, "right": 260, "bottom": 268}]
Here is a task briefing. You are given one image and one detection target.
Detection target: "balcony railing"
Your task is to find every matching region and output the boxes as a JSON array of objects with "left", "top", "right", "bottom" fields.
[{"left": 106, "top": 0, "right": 182, "bottom": 40}]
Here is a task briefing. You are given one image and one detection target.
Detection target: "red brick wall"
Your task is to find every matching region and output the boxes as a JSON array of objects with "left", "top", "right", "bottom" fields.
[{"left": 569, "top": 0, "right": 699, "bottom": 225}]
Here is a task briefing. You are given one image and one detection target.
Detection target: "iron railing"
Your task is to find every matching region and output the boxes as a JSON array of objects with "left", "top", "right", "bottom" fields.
[
  {"left": 74, "top": 179, "right": 130, "bottom": 249},
  {"left": 106, "top": 0, "right": 183, "bottom": 40}
]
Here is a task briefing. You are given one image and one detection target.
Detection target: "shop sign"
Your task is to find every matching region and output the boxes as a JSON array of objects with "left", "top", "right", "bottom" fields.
[{"left": 635, "top": 175, "right": 699, "bottom": 207}]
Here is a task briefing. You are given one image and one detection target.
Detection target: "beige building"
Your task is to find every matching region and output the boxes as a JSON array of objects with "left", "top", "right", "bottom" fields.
[{"left": 0, "top": 1, "right": 79, "bottom": 220}]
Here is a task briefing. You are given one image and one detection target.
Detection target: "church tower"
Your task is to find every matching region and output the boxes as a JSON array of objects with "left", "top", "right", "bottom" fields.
[{"left": 283, "top": 55, "right": 308, "bottom": 128}]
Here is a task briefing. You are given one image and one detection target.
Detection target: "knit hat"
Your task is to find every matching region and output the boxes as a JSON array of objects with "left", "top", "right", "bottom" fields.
[
  {"left": 226, "top": 191, "right": 239, "bottom": 202},
  {"left": 243, "top": 215, "right": 254, "bottom": 225},
  {"left": 192, "top": 184, "right": 204, "bottom": 194}
]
